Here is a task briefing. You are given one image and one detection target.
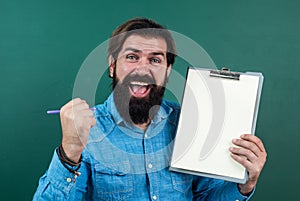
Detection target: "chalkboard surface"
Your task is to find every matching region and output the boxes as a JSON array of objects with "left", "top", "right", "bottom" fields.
[{"left": 1, "top": 0, "right": 299, "bottom": 200}]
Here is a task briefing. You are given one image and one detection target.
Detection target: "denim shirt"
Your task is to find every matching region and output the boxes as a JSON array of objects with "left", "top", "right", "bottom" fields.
[{"left": 33, "top": 93, "right": 253, "bottom": 201}]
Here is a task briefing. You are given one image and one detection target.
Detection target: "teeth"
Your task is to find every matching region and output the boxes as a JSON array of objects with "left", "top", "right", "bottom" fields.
[{"left": 130, "top": 81, "right": 149, "bottom": 86}]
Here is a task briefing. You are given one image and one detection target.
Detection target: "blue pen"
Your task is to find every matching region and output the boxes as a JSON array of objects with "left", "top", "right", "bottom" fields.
[{"left": 47, "top": 107, "right": 96, "bottom": 114}]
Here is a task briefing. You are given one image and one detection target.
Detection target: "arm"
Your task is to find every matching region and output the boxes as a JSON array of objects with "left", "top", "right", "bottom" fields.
[
  {"left": 33, "top": 150, "right": 90, "bottom": 201},
  {"left": 33, "top": 98, "right": 96, "bottom": 200}
]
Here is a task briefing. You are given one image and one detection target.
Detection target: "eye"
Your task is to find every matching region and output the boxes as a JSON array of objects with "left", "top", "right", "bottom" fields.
[
  {"left": 126, "top": 54, "right": 138, "bottom": 61},
  {"left": 150, "top": 58, "right": 161, "bottom": 64}
]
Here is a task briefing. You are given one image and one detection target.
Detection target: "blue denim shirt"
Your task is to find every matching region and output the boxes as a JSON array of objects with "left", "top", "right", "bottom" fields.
[{"left": 33, "top": 93, "right": 253, "bottom": 201}]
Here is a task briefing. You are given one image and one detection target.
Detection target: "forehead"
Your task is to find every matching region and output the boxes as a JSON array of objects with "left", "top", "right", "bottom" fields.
[{"left": 121, "top": 34, "right": 167, "bottom": 53}]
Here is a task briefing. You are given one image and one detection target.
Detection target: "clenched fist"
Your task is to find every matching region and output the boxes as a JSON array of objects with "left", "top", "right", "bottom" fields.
[{"left": 60, "top": 98, "right": 96, "bottom": 162}]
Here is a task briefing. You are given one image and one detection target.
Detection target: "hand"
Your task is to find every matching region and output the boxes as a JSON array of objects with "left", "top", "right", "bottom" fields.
[
  {"left": 60, "top": 98, "right": 96, "bottom": 162},
  {"left": 229, "top": 134, "right": 267, "bottom": 195}
]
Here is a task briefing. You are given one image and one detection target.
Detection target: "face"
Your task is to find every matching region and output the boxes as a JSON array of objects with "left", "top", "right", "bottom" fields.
[
  {"left": 110, "top": 34, "right": 172, "bottom": 124},
  {"left": 110, "top": 34, "right": 171, "bottom": 95}
]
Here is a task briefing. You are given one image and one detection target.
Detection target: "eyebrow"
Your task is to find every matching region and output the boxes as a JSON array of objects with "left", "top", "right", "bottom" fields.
[{"left": 122, "top": 47, "right": 166, "bottom": 57}]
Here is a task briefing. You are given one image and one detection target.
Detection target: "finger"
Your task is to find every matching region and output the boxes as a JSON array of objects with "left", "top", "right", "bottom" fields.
[
  {"left": 61, "top": 98, "right": 85, "bottom": 111},
  {"left": 241, "top": 134, "right": 266, "bottom": 153},
  {"left": 63, "top": 103, "right": 88, "bottom": 118},
  {"left": 72, "top": 98, "right": 85, "bottom": 104},
  {"left": 77, "top": 109, "right": 94, "bottom": 117},
  {"left": 72, "top": 102, "right": 90, "bottom": 111},
  {"left": 68, "top": 98, "right": 86, "bottom": 107},
  {"left": 232, "top": 138, "right": 262, "bottom": 158},
  {"left": 230, "top": 152, "right": 253, "bottom": 170},
  {"left": 229, "top": 147, "right": 257, "bottom": 162},
  {"left": 89, "top": 117, "right": 96, "bottom": 127}
]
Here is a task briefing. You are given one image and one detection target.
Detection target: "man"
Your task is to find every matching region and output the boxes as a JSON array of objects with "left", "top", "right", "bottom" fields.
[{"left": 33, "top": 18, "right": 267, "bottom": 200}]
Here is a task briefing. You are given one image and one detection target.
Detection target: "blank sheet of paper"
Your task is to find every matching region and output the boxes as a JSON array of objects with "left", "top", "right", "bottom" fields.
[{"left": 170, "top": 68, "right": 262, "bottom": 183}]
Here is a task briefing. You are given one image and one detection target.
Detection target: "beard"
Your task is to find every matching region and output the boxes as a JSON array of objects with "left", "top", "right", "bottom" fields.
[{"left": 112, "top": 72, "right": 167, "bottom": 125}]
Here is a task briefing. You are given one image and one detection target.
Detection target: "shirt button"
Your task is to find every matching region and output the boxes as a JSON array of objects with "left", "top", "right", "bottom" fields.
[
  {"left": 148, "top": 163, "right": 153, "bottom": 169},
  {"left": 66, "top": 178, "right": 72, "bottom": 183},
  {"left": 152, "top": 195, "right": 157, "bottom": 200},
  {"left": 235, "top": 200, "right": 239, "bottom": 201},
  {"left": 145, "top": 133, "right": 148, "bottom": 138}
]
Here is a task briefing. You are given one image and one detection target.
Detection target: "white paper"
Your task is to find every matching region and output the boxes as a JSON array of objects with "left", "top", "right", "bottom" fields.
[{"left": 171, "top": 68, "right": 262, "bottom": 183}]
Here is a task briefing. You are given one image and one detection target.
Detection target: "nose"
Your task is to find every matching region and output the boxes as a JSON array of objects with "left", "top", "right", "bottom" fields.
[{"left": 134, "top": 57, "right": 151, "bottom": 75}]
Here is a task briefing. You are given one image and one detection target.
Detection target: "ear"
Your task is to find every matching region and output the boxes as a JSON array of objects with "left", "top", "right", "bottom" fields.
[
  {"left": 109, "top": 56, "right": 115, "bottom": 78},
  {"left": 166, "top": 64, "right": 172, "bottom": 78}
]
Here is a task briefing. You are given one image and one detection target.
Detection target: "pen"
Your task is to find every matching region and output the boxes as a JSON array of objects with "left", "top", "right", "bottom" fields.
[{"left": 46, "top": 107, "right": 96, "bottom": 114}]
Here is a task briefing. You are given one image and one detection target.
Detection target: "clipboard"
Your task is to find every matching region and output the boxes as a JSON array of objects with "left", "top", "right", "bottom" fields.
[{"left": 170, "top": 67, "right": 264, "bottom": 184}]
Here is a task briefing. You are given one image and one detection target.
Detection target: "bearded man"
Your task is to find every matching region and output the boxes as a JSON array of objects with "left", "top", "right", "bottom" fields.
[{"left": 33, "top": 18, "right": 266, "bottom": 201}]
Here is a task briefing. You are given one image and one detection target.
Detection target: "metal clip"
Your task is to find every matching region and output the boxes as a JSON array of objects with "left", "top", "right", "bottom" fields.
[{"left": 210, "top": 67, "right": 240, "bottom": 80}]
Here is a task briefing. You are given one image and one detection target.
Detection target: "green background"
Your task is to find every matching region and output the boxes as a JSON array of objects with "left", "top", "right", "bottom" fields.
[{"left": 1, "top": 0, "right": 299, "bottom": 200}]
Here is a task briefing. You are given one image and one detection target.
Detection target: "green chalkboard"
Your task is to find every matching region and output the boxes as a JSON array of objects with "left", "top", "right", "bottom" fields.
[{"left": 1, "top": 0, "right": 299, "bottom": 200}]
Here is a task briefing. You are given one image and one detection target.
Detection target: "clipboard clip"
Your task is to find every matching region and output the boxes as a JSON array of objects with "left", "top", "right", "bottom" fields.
[{"left": 210, "top": 67, "right": 240, "bottom": 80}]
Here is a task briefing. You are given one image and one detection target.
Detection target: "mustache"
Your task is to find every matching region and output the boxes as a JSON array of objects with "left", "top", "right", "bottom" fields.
[
  {"left": 113, "top": 73, "right": 157, "bottom": 89},
  {"left": 124, "top": 75, "right": 155, "bottom": 85}
]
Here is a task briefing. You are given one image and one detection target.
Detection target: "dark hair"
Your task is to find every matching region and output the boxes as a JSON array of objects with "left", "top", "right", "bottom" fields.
[{"left": 108, "top": 18, "right": 177, "bottom": 67}]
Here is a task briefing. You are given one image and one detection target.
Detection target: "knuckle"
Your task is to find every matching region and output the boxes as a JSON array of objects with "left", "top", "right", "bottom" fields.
[
  {"left": 249, "top": 143, "right": 256, "bottom": 150},
  {"left": 84, "top": 103, "right": 89, "bottom": 108},
  {"left": 254, "top": 167, "right": 260, "bottom": 173},
  {"left": 256, "top": 138, "right": 262, "bottom": 145},
  {"left": 60, "top": 104, "right": 68, "bottom": 113},
  {"left": 60, "top": 104, "right": 65, "bottom": 110},
  {"left": 245, "top": 134, "right": 252, "bottom": 138},
  {"left": 73, "top": 98, "right": 81, "bottom": 103},
  {"left": 240, "top": 158, "right": 247, "bottom": 164},
  {"left": 256, "top": 136, "right": 263, "bottom": 142},
  {"left": 263, "top": 154, "right": 267, "bottom": 162}
]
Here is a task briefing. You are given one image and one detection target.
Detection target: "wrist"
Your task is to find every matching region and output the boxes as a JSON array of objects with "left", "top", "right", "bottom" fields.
[
  {"left": 61, "top": 143, "right": 83, "bottom": 163},
  {"left": 238, "top": 182, "right": 256, "bottom": 196},
  {"left": 61, "top": 141, "right": 84, "bottom": 162},
  {"left": 56, "top": 145, "right": 82, "bottom": 181}
]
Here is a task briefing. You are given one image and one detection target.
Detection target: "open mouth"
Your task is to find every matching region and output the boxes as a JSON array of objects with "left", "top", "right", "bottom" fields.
[{"left": 129, "top": 81, "right": 152, "bottom": 98}]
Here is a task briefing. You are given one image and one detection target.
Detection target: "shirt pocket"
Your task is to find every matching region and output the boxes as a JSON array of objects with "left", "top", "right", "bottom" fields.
[
  {"left": 94, "top": 161, "right": 133, "bottom": 201},
  {"left": 170, "top": 172, "right": 193, "bottom": 194}
]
